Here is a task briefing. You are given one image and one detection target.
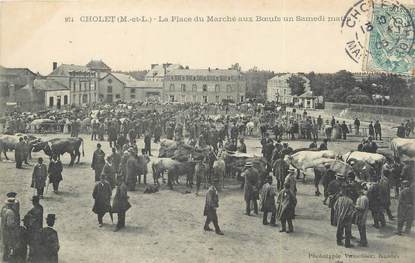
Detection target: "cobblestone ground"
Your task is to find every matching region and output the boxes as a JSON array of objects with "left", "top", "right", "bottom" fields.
[{"left": 0, "top": 134, "right": 413, "bottom": 263}]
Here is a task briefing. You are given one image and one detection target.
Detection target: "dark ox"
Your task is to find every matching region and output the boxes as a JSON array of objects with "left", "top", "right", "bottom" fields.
[
  {"left": 0, "top": 134, "right": 40, "bottom": 161},
  {"left": 32, "top": 137, "right": 84, "bottom": 166}
]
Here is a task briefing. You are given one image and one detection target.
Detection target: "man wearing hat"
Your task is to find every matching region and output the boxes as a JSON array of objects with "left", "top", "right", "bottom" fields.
[
  {"left": 144, "top": 131, "right": 152, "bottom": 156},
  {"left": 91, "top": 143, "right": 106, "bottom": 182},
  {"left": 92, "top": 174, "right": 112, "bottom": 227},
  {"left": 277, "top": 182, "right": 297, "bottom": 233},
  {"left": 260, "top": 176, "right": 277, "bottom": 226},
  {"left": 112, "top": 176, "right": 131, "bottom": 232},
  {"left": 48, "top": 154, "right": 63, "bottom": 193},
  {"left": 318, "top": 138, "right": 328, "bottom": 151},
  {"left": 40, "top": 214, "right": 59, "bottom": 263},
  {"left": 327, "top": 174, "right": 345, "bottom": 226},
  {"left": 31, "top": 158, "right": 48, "bottom": 199},
  {"left": 242, "top": 162, "right": 259, "bottom": 216},
  {"left": 284, "top": 168, "right": 297, "bottom": 196},
  {"left": 333, "top": 188, "right": 355, "bottom": 248},
  {"left": 355, "top": 185, "right": 369, "bottom": 247},
  {"left": 237, "top": 138, "right": 247, "bottom": 153},
  {"left": 1, "top": 195, "right": 19, "bottom": 261},
  {"left": 23, "top": 195, "right": 43, "bottom": 262},
  {"left": 15, "top": 137, "right": 25, "bottom": 169},
  {"left": 1, "top": 192, "right": 20, "bottom": 225},
  {"left": 396, "top": 180, "right": 414, "bottom": 235},
  {"left": 203, "top": 183, "right": 224, "bottom": 235},
  {"left": 367, "top": 181, "right": 386, "bottom": 228}
]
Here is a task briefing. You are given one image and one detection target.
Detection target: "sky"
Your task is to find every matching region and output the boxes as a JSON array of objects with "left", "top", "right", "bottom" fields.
[{"left": 1, "top": 0, "right": 412, "bottom": 75}]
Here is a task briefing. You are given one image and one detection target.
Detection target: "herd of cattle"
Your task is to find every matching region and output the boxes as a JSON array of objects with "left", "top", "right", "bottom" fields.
[{"left": 0, "top": 133, "right": 414, "bottom": 190}]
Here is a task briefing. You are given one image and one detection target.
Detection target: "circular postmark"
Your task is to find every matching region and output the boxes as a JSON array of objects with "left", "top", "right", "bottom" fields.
[
  {"left": 341, "top": 0, "right": 415, "bottom": 75},
  {"left": 367, "top": 0, "right": 415, "bottom": 74},
  {"left": 341, "top": 0, "right": 374, "bottom": 63}
]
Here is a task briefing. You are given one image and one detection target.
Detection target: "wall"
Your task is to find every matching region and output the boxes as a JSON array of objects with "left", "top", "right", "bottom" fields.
[
  {"left": 44, "top": 90, "right": 71, "bottom": 109},
  {"left": 163, "top": 80, "right": 246, "bottom": 103},
  {"left": 98, "top": 74, "right": 124, "bottom": 102}
]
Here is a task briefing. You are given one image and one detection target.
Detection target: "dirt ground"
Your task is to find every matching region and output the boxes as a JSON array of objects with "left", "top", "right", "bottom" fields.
[{"left": 0, "top": 133, "right": 414, "bottom": 263}]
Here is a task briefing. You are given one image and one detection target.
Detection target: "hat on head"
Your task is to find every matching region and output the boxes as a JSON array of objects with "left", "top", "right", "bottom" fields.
[
  {"left": 245, "top": 162, "right": 253, "bottom": 167},
  {"left": 46, "top": 214, "right": 56, "bottom": 222},
  {"left": 31, "top": 195, "right": 39, "bottom": 202},
  {"left": 402, "top": 180, "right": 410, "bottom": 186},
  {"left": 6, "top": 192, "right": 17, "bottom": 198},
  {"left": 97, "top": 143, "right": 102, "bottom": 148},
  {"left": 336, "top": 173, "right": 345, "bottom": 179}
]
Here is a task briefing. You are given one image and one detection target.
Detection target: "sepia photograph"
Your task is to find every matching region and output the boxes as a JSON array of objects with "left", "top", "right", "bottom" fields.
[{"left": 0, "top": 0, "right": 414, "bottom": 262}]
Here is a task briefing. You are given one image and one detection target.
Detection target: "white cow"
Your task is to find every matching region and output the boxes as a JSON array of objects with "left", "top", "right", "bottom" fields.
[
  {"left": 284, "top": 150, "right": 337, "bottom": 171},
  {"left": 390, "top": 138, "right": 415, "bottom": 160},
  {"left": 342, "top": 151, "right": 386, "bottom": 166}
]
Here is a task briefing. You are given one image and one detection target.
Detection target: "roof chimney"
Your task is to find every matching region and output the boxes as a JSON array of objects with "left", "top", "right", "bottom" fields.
[
  {"left": 53, "top": 62, "right": 58, "bottom": 71},
  {"left": 208, "top": 67, "right": 211, "bottom": 72}
]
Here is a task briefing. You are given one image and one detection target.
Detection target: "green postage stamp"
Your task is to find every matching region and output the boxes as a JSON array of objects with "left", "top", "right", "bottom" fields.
[{"left": 364, "top": 0, "right": 415, "bottom": 75}]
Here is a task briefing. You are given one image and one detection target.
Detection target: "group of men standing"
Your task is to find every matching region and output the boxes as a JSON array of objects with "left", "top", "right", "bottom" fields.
[{"left": 1, "top": 192, "right": 59, "bottom": 262}]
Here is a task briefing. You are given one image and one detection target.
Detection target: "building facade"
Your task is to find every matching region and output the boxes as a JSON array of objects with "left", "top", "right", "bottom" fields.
[
  {"left": 163, "top": 68, "right": 246, "bottom": 103},
  {"left": 266, "top": 73, "right": 310, "bottom": 104},
  {"left": 99, "top": 73, "right": 125, "bottom": 103},
  {"left": 16, "top": 79, "right": 70, "bottom": 111},
  {"left": 0, "top": 66, "right": 38, "bottom": 113}
]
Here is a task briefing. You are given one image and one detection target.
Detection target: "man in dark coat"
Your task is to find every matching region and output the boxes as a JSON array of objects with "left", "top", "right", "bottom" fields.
[
  {"left": 374, "top": 120, "right": 382, "bottom": 140},
  {"left": 328, "top": 175, "right": 344, "bottom": 226},
  {"left": 92, "top": 175, "right": 112, "bottom": 227},
  {"left": 107, "top": 123, "right": 118, "bottom": 148},
  {"left": 333, "top": 189, "right": 355, "bottom": 248},
  {"left": 340, "top": 121, "right": 349, "bottom": 140},
  {"left": 367, "top": 182, "right": 386, "bottom": 228},
  {"left": 31, "top": 158, "right": 47, "bottom": 198},
  {"left": 112, "top": 178, "right": 131, "bottom": 232},
  {"left": 273, "top": 158, "right": 289, "bottom": 191},
  {"left": 319, "top": 139, "right": 328, "bottom": 150},
  {"left": 48, "top": 155, "right": 63, "bottom": 193},
  {"left": 23, "top": 195, "right": 43, "bottom": 262},
  {"left": 15, "top": 137, "right": 25, "bottom": 169},
  {"left": 144, "top": 131, "right": 152, "bottom": 156},
  {"left": 1, "top": 196, "right": 19, "bottom": 261},
  {"left": 368, "top": 121, "right": 374, "bottom": 137},
  {"left": 203, "top": 184, "right": 224, "bottom": 235},
  {"left": 396, "top": 180, "right": 414, "bottom": 235},
  {"left": 261, "top": 176, "right": 277, "bottom": 226},
  {"left": 91, "top": 143, "right": 106, "bottom": 182},
  {"left": 40, "top": 214, "right": 59, "bottom": 263},
  {"left": 110, "top": 147, "right": 122, "bottom": 176},
  {"left": 116, "top": 134, "right": 127, "bottom": 151},
  {"left": 126, "top": 150, "right": 138, "bottom": 191},
  {"left": 237, "top": 138, "right": 247, "bottom": 153},
  {"left": 277, "top": 182, "right": 297, "bottom": 233},
  {"left": 242, "top": 162, "right": 259, "bottom": 216}
]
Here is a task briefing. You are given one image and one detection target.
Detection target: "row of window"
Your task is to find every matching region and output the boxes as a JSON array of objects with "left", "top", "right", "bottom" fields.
[
  {"left": 72, "top": 93, "right": 97, "bottom": 104},
  {"left": 48, "top": 95, "right": 69, "bottom": 107},
  {"left": 168, "top": 83, "right": 240, "bottom": 92},
  {"left": 71, "top": 81, "right": 96, "bottom": 92},
  {"left": 168, "top": 95, "right": 242, "bottom": 103},
  {"left": 166, "top": 75, "right": 243, "bottom": 81}
]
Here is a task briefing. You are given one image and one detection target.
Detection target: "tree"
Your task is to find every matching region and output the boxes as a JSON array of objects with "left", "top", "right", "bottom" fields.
[
  {"left": 244, "top": 68, "right": 275, "bottom": 100},
  {"left": 287, "top": 75, "right": 306, "bottom": 96}
]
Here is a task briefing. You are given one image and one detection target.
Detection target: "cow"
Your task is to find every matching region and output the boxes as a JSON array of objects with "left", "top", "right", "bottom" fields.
[
  {"left": 151, "top": 158, "right": 196, "bottom": 189},
  {"left": 0, "top": 134, "right": 40, "bottom": 161},
  {"left": 342, "top": 151, "right": 385, "bottom": 175},
  {"left": 32, "top": 137, "right": 84, "bottom": 166},
  {"left": 390, "top": 138, "right": 415, "bottom": 160},
  {"left": 284, "top": 150, "right": 337, "bottom": 181}
]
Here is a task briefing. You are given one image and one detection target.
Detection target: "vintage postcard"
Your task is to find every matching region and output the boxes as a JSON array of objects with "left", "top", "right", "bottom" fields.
[{"left": 0, "top": 0, "right": 414, "bottom": 263}]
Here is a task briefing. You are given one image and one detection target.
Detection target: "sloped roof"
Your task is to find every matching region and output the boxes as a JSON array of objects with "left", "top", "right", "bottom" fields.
[
  {"left": 0, "top": 65, "right": 37, "bottom": 76},
  {"left": 33, "top": 79, "right": 69, "bottom": 91},
  {"left": 112, "top": 73, "right": 142, "bottom": 87},
  {"left": 48, "top": 64, "right": 92, "bottom": 77},
  {"left": 166, "top": 68, "right": 242, "bottom": 77},
  {"left": 146, "top": 64, "right": 183, "bottom": 78},
  {"left": 298, "top": 91, "right": 316, "bottom": 98},
  {"left": 86, "top": 60, "right": 111, "bottom": 70}
]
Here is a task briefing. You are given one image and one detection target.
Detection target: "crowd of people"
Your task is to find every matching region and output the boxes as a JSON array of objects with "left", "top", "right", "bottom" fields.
[{"left": 1, "top": 102, "right": 414, "bottom": 261}]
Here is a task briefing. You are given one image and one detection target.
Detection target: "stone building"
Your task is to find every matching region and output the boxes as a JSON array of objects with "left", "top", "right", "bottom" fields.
[
  {"left": 112, "top": 73, "right": 163, "bottom": 102},
  {"left": 266, "top": 73, "right": 310, "bottom": 104},
  {"left": 16, "top": 79, "right": 70, "bottom": 111},
  {"left": 163, "top": 68, "right": 246, "bottom": 103},
  {"left": 0, "top": 66, "right": 38, "bottom": 112}
]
